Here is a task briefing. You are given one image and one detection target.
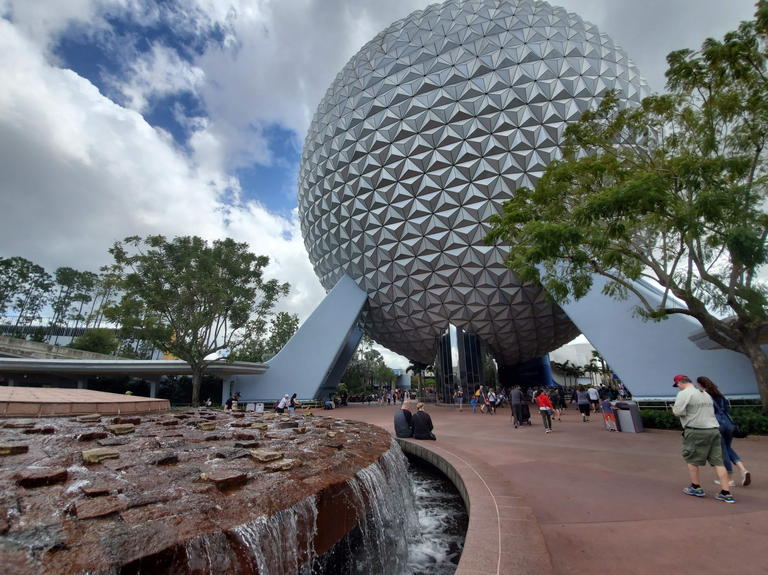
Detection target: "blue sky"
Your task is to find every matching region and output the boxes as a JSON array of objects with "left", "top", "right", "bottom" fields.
[{"left": 0, "top": 0, "right": 758, "bottom": 369}]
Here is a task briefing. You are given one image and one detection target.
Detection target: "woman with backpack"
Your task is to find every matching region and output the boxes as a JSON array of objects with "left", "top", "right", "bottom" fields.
[{"left": 696, "top": 377, "right": 751, "bottom": 487}]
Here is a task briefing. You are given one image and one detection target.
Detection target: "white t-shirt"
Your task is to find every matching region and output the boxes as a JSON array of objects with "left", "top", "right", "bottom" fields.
[
  {"left": 672, "top": 386, "right": 719, "bottom": 429},
  {"left": 587, "top": 388, "right": 600, "bottom": 401},
  {"left": 278, "top": 397, "right": 290, "bottom": 409}
]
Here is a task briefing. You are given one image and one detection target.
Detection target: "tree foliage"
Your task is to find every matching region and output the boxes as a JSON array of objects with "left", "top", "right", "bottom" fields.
[
  {"left": 68, "top": 328, "right": 119, "bottom": 355},
  {"left": 342, "top": 336, "right": 396, "bottom": 395},
  {"left": 486, "top": 5, "right": 768, "bottom": 411},
  {"left": 107, "top": 235, "right": 289, "bottom": 406},
  {"left": 228, "top": 311, "right": 300, "bottom": 363}
]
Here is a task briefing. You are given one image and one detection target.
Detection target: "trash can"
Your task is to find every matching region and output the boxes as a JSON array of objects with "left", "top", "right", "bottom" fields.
[
  {"left": 255, "top": 403, "right": 264, "bottom": 413},
  {"left": 614, "top": 401, "right": 644, "bottom": 432}
]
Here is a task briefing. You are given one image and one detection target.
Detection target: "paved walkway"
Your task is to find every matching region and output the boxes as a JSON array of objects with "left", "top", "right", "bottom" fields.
[{"left": 326, "top": 402, "right": 768, "bottom": 574}]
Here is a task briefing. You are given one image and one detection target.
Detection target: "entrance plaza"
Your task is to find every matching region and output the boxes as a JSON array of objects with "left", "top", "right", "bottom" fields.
[{"left": 326, "top": 403, "right": 768, "bottom": 575}]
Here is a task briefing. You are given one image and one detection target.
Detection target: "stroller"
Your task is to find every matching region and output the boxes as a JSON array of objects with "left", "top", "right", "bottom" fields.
[{"left": 520, "top": 403, "right": 532, "bottom": 426}]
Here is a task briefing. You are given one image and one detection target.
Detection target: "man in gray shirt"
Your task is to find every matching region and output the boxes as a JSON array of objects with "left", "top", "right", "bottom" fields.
[
  {"left": 672, "top": 374, "right": 734, "bottom": 503},
  {"left": 509, "top": 386, "right": 525, "bottom": 428}
]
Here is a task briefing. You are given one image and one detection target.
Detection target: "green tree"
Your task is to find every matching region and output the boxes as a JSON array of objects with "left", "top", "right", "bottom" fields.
[
  {"left": 107, "top": 235, "right": 289, "bottom": 407},
  {"left": 406, "top": 360, "right": 432, "bottom": 399},
  {"left": 228, "top": 311, "right": 300, "bottom": 363},
  {"left": 486, "top": 6, "right": 768, "bottom": 412},
  {"left": 68, "top": 328, "right": 119, "bottom": 355},
  {"left": 10, "top": 261, "right": 53, "bottom": 333},
  {"left": 48, "top": 267, "right": 81, "bottom": 343}
]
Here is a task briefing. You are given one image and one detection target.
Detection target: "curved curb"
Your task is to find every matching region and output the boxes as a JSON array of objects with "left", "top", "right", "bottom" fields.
[{"left": 397, "top": 438, "right": 554, "bottom": 575}]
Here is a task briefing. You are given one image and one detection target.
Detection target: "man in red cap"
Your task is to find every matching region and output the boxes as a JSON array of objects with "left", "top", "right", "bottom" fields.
[{"left": 672, "top": 375, "right": 734, "bottom": 503}]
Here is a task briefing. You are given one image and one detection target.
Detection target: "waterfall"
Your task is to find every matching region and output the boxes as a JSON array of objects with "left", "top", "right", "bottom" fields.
[
  {"left": 230, "top": 496, "right": 319, "bottom": 575},
  {"left": 179, "top": 440, "right": 419, "bottom": 575}
]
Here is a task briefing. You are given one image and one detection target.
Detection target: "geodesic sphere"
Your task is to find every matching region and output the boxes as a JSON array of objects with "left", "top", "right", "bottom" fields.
[{"left": 298, "top": 0, "right": 648, "bottom": 365}]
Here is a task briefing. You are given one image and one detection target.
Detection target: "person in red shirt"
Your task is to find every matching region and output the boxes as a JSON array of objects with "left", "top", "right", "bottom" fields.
[{"left": 536, "top": 389, "right": 554, "bottom": 433}]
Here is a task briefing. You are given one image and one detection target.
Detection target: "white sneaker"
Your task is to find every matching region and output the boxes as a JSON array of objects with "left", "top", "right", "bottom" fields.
[
  {"left": 742, "top": 470, "right": 751, "bottom": 486},
  {"left": 714, "top": 479, "right": 736, "bottom": 487}
]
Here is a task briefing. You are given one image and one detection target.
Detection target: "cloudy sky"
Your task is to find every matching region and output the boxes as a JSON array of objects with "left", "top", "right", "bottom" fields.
[{"left": 0, "top": 0, "right": 757, "bottom": 369}]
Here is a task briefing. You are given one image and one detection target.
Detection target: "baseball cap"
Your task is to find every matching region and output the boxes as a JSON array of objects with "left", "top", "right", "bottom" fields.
[{"left": 672, "top": 374, "right": 690, "bottom": 387}]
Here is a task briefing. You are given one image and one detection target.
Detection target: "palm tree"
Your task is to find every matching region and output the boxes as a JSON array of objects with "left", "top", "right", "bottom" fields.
[{"left": 406, "top": 360, "right": 432, "bottom": 400}]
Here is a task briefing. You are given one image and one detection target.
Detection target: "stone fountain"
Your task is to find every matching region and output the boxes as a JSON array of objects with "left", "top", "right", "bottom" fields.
[{"left": 0, "top": 409, "right": 415, "bottom": 574}]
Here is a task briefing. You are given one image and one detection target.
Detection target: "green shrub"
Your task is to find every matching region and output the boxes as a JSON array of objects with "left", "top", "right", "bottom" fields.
[
  {"left": 640, "top": 409, "right": 680, "bottom": 430},
  {"left": 640, "top": 407, "right": 768, "bottom": 435}
]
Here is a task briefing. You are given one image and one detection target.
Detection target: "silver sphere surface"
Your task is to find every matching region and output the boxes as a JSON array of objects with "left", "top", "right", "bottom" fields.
[{"left": 298, "top": 0, "right": 648, "bottom": 365}]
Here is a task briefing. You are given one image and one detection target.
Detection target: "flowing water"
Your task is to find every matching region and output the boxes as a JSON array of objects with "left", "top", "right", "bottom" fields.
[{"left": 312, "top": 441, "right": 468, "bottom": 575}]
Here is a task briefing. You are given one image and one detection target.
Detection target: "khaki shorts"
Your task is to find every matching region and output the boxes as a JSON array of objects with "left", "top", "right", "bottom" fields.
[{"left": 682, "top": 428, "right": 723, "bottom": 467}]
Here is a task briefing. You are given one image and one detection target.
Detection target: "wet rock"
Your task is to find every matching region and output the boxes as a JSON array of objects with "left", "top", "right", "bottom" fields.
[
  {"left": 0, "top": 509, "right": 8, "bottom": 534},
  {"left": 233, "top": 432, "right": 256, "bottom": 441},
  {"left": 279, "top": 416, "right": 291, "bottom": 422},
  {"left": 76, "top": 414, "right": 101, "bottom": 423},
  {"left": 262, "top": 414, "right": 278, "bottom": 420},
  {"left": 234, "top": 441, "right": 260, "bottom": 449},
  {"left": 4, "top": 420, "right": 36, "bottom": 428},
  {"left": 16, "top": 467, "right": 68, "bottom": 488},
  {"left": 232, "top": 412, "right": 245, "bottom": 419},
  {"left": 82, "top": 448, "right": 120, "bottom": 464},
  {"left": 158, "top": 419, "right": 179, "bottom": 427},
  {"left": 204, "top": 434, "right": 222, "bottom": 441},
  {"left": 81, "top": 484, "right": 124, "bottom": 497},
  {"left": 265, "top": 458, "right": 303, "bottom": 472},
  {"left": 78, "top": 431, "right": 109, "bottom": 442},
  {"left": 321, "top": 440, "right": 345, "bottom": 450},
  {"left": 292, "top": 427, "right": 308, "bottom": 435},
  {"left": 326, "top": 431, "right": 338, "bottom": 438},
  {"left": 314, "top": 420, "right": 333, "bottom": 429},
  {"left": 112, "top": 417, "right": 141, "bottom": 425},
  {"left": 250, "top": 450, "right": 283, "bottom": 463},
  {"left": 0, "top": 443, "right": 29, "bottom": 455},
  {"left": 97, "top": 438, "right": 130, "bottom": 447},
  {"left": 230, "top": 421, "right": 251, "bottom": 428},
  {"left": 105, "top": 424, "right": 135, "bottom": 435},
  {"left": 279, "top": 421, "right": 299, "bottom": 429},
  {"left": 214, "top": 447, "right": 251, "bottom": 460},
  {"left": 172, "top": 414, "right": 190, "bottom": 419},
  {"left": 250, "top": 423, "right": 269, "bottom": 431},
  {"left": 23, "top": 427, "right": 55, "bottom": 435},
  {"left": 197, "top": 422, "right": 216, "bottom": 431},
  {"left": 151, "top": 452, "right": 179, "bottom": 465},
  {"left": 74, "top": 496, "right": 126, "bottom": 519},
  {"left": 200, "top": 470, "right": 248, "bottom": 491},
  {"left": 126, "top": 491, "right": 178, "bottom": 509}
]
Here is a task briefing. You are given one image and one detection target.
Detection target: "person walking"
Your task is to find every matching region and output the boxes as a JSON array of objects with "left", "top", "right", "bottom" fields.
[
  {"left": 696, "top": 376, "right": 751, "bottom": 488},
  {"left": 672, "top": 375, "right": 734, "bottom": 503},
  {"left": 487, "top": 388, "right": 497, "bottom": 414},
  {"left": 576, "top": 385, "right": 591, "bottom": 422},
  {"left": 547, "top": 387, "right": 561, "bottom": 422},
  {"left": 453, "top": 386, "right": 465, "bottom": 412},
  {"left": 476, "top": 385, "right": 487, "bottom": 413},
  {"left": 411, "top": 402, "right": 436, "bottom": 440},
  {"left": 557, "top": 385, "right": 567, "bottom": 414},
  {"left": 535, "top": 389, "right": 554, "bottom": 433},
  {"left": 587, "top": 386, "right": 600, "bottom": 413},
  {"left": 510, "top": 385, "right": 524, "bottom": 428},
  {"left": 288, "top": 393, "right": 301, "bottom": 415}
]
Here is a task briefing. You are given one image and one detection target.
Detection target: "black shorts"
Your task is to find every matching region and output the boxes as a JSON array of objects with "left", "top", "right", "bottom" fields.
[{"left": 579, "top": 404, "right": 591, "bottom": 415}]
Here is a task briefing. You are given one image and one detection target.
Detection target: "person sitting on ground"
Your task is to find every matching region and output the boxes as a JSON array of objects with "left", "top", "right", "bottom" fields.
[
  {"left": 224, "top": 392, "right": 241, "bottom": 411},
  {"left": 411, "top": 402, "right": 436, "bottom": 440},
  {"left": 394, "top": 398, "right": 413, "bottom": 438}
]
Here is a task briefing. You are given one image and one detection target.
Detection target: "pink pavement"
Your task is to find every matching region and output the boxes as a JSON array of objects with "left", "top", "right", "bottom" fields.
[{"left": 326, "top": 402, "right": 768, "bottom": 575}]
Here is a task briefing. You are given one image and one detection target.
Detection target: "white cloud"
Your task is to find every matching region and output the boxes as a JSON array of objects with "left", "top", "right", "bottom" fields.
[
  {"left": 0, "top": 19, "right": 325, "bottom": 323},
  {"left": 112, "top": 42, "right": 205, "bottom": 112}
]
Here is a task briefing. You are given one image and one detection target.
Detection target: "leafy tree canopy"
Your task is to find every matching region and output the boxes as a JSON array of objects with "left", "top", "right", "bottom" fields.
[
  {"left": 228, "top": 311, "right": 300, "bottom": 363},
  {"left": 107, "top": 235, "right": 289, "bottom": 406},
  {"left": 68, "top": 328, "right": 119, "bottom": 355},
  {"left": 486, "top": 4, "right": 768, "bottom": 411}
]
